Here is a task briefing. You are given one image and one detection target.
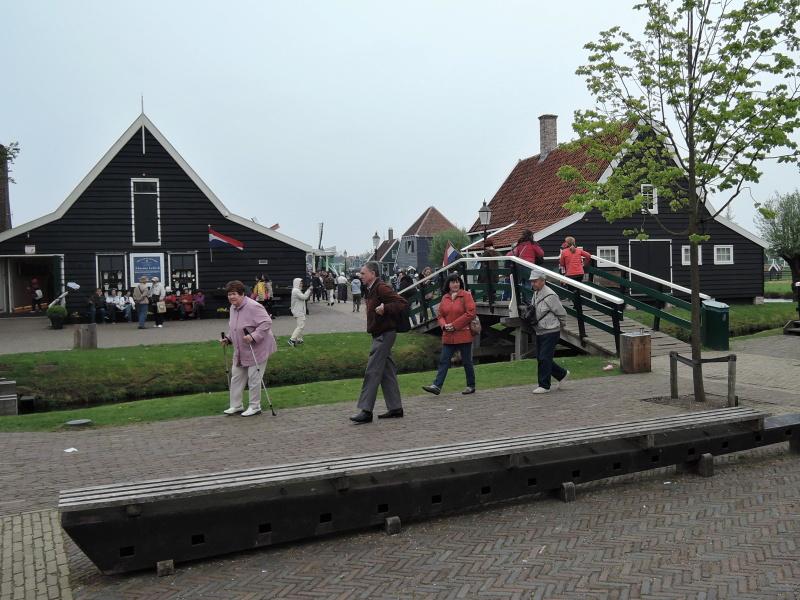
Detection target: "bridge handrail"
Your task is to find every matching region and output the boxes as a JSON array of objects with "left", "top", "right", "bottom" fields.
[
  {"left": 397, "top": 256, "right": 625, "bottom": 306},
  {"left": 586, "top": 254, "right": 711, "bottom": 301}
]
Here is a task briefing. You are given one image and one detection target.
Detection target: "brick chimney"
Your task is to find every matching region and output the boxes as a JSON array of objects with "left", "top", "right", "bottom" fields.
[
  {"left": 0, "top": 145, "right": 11, "bottom": 232},
  {"left": 538, "top": 114, "right": 558, "bottom": 162},
  {"left": 388, "top": 228, "right": 394, "bottom": 241}
]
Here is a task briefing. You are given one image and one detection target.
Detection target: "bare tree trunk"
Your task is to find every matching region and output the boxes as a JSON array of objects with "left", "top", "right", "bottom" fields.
[
  {"left": 688, "top": 208, "right": 706, "bottom": 402},
  {"left": 685, "top": 12, "right": 706, "bottom": 402}
]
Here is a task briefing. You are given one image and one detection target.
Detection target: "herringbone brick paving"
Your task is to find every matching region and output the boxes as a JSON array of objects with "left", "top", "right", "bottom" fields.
[{"left": 2, "top": 335, "right": 799, "bottom": 598}]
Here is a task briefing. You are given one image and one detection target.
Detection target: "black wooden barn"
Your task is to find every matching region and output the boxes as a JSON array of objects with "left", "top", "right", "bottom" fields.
[
  {"left": 0, "top": 114, "right": 311, "bottom": 315},
  {"left": 467, "top": 115, "right": 768, "bottom": 302}
]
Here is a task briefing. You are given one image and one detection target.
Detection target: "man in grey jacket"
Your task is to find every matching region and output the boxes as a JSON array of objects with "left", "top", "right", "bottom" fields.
[{"left": 529, "top": 273, "right": 569, "bottom": 394}]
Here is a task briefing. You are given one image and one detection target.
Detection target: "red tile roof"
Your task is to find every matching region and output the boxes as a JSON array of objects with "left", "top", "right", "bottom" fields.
[
  {"left": 469, "top": 143, "right": 614, "bottom": 249},
  {"left": 403, "top": 206, "right": 457, "bottom": 237}
]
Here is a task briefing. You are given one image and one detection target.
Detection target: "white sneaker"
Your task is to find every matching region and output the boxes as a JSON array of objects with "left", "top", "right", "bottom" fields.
[
  {"left": 157, "top": 324, "right": 163, "bottom": 328},
  {"left": 532, "top": 387, "right": 551, "bottom": 394},
  {"left": 554, "top": 370, "right": 570, "bottom": 390},
  {"left": 241, "top": 407, "right": 262, "bottom": 417},
  {"left": 223, "top": 407, "right": 244, "bottom": 415}
]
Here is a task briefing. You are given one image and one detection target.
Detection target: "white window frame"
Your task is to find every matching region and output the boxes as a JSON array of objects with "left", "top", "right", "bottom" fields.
[
  {"left": 95, "top": 253, "right": 128, "bottom": 291},
  {"left": 131, "top": 178, "right": 162, "bottom": 246},
  {"left": 681, "top": 245, "right": 703, "bottom": 266},
  {"left": 714, "top": 245, "right": 734, "bottom": 265},
  {"left": 596, "top": 246, "right": 619, "bottom": 267},
  {"left": 641, "top": 184, "right": 658, "bottom": 214},
  {"left": 167, "top": 251, "right": 200, "bottom": 291},
  {"left": 405, "top": 239, "right": 415, "bottom": 254}
]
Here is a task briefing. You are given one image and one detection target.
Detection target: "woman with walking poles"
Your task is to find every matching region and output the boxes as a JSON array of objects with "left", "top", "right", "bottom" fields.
[
  {"left": 422, "top": 273, "right": 477, "bottom": 396},
  {"left": 220, "top": 280, "right": 277, "bottom": 417}
]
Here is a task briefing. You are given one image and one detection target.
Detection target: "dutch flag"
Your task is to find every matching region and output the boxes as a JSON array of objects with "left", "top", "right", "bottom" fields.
[
  {"left": 442, "top": 241, "right": 460, "bottom": 266},
  {"left": 208, "top": 226, "right": 244, "bottom": 251}
]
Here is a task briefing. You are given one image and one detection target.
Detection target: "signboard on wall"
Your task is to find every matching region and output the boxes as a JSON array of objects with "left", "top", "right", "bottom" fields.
[{"left": 129, "top": 253, "right": 164, "bottom": 286}]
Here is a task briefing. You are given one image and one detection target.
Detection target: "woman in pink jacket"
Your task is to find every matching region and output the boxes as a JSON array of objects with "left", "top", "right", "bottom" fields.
[
  {"left": 220, "top": 280, "right": 277, "bottom": 417},
  {"left": 422, "top": 274, "right": 477, "bottom": 396}
]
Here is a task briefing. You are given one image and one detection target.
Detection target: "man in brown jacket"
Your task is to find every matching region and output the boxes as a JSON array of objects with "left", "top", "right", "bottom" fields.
[{"left": 350, "top": 261, "right": 409, "bottom": 424}]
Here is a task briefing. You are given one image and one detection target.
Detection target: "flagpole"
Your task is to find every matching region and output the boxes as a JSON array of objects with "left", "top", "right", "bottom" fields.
[{"left": 208, "top": 224, "right": 213, "bottom": 263}]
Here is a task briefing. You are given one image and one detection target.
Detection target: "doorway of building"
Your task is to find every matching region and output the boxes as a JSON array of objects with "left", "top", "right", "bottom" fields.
[
  {"left": 1, "top": 255, "right": 63, "bottom": 315},
  {"left": 629, "top": 240, "right": 671, "bottom": 296}
]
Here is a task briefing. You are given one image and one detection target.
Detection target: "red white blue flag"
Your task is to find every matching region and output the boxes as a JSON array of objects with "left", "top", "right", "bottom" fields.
[
  {"left": 208, "top": 226, "right": 244, "bottom": 251},
  {"left": 442, "top": 241, "right": 460, "bottom": 266}
]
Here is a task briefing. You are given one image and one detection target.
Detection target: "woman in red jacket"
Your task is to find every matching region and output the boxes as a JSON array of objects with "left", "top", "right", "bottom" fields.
[
  {"left": 507, "top": 229, "right": 545, "bottom": 287},
  {"left": 422, "top": 274, "right": 477, "bottom": 395}
]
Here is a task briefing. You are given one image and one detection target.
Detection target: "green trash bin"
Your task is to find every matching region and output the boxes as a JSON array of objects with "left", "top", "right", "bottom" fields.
[{"left": 701, "top": 299, "right": 729, "bottom": 350}]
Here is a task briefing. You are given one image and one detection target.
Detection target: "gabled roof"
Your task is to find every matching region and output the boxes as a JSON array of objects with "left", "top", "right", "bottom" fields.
[
  {"left": 468, "top": 143, "right": 615, "bottom": 249},
  {"left": 0, "top": 114, "right": 312, "bottom": 251},
  {"left": 371, "top": 238, "right": 399, "bottom": 262},
  {"left": 402, "top": 206, "right": 457, "bottom": 237},
  {"left": 471, "top": 124, "right": 768, "bottom": 249}
]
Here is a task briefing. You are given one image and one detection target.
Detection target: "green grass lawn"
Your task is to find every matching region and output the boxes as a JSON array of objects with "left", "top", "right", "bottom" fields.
[
  {"left": 629, "top": 302, "right": 797, "bottom": 342},
  {"left": 0, "top": 332, "right": 440, "bottom": 408},
  {"left": 0, "top": 355, "right": 617, "bottom": 432},
  {"left": 764, "top": 280, "right": 795, "bottom": 298}
]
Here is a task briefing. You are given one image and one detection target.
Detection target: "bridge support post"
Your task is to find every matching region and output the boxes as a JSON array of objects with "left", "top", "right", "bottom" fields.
[{"left": 669, "top": 352, "right": 679, "bottom": 400}]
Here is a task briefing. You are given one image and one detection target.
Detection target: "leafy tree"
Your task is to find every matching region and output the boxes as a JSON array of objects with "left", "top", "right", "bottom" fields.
[
  {"left": 756, "top": 190, "right": 800, "bottom": 305},
  {"left": 558, "top": 0, "right": 800, "bottom": 401},
  {"left": 428, "top": 228, "right": 470, "bottom": 268}
]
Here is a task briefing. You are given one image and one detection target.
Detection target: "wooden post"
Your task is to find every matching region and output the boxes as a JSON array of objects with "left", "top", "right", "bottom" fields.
[
  {"left": 620, "top": 333, "right": 651, "bottom": 373},
  {"left": 727, "top": 354, "right": 737, "bottom": 407},
  {"left": 74, "top": 324, "right": 98, "bottom": 350},
  {"left": 669, "top": 352, "right": 678, "bottom": 400}
]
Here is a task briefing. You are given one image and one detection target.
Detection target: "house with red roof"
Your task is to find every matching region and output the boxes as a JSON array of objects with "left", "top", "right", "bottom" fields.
[
  {"left": 467, "top": 115, "right": 767, "bottom": 301},
  {"left": 395, "top": 206, "right": 457, "bottom": 273}
]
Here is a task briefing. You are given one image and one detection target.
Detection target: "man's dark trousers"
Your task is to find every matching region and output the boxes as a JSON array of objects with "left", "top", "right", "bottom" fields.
[
  {"left": 357, "top": 330, "right": 403, "bottom": 412},
  {"left": 536, "top": 331, "right": 567, "bottom": 390}
]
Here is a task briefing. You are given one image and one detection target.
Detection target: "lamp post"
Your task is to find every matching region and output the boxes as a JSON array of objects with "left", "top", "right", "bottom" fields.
[
  {"left": 343, "top": 250, "right": 348, "bottom": 274},
  {"left": 478, "top": 200, "right": 493, "bottom": 306},
  {"left": 372, "top": 231, "right": 380, "bottom": 253},
  {"left": 478, "top": 200, "right": 492, "bottom": 249}
]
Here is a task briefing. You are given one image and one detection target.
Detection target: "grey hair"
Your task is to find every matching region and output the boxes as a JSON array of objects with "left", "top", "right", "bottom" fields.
[
  {"left": 530, "top": 271, "right": 547, "bottom": 281},
  {"left": 364, "top": 261, "right": 381, "bottom": 277}
]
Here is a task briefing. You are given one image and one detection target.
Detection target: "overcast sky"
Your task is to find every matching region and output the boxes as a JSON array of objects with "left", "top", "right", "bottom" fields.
[{"left": 4, "top": 1, "right": 797, "bottom": 255}]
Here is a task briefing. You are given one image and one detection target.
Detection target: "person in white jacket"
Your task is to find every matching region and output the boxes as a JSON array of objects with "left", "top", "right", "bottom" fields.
[{"left": 288, "top": 277, "right": 313, "bottom": 346}]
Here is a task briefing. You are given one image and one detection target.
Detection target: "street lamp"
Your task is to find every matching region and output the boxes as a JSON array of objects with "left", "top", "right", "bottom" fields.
[
  {"left": 343, "top": 250, "right": 348, "bottom": 273},
  {"left": 372, "top": 231, "right": 380, "bottom": 251},
  {"left": 478, "top": 200, "right": 492, "bottom": 248}
]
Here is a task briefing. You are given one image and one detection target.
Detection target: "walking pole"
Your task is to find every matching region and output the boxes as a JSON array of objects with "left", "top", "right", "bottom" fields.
[
  {"left": 220, "top": 332, "right": 231, "bottom": 389},
  {"left": 243, "top": 327, "right": 277, "bottom": 416}
]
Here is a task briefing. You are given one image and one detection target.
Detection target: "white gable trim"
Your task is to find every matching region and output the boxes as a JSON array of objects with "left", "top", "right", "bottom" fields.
[
  {"left": 0, "top": 114, "right": 311, "bottom": 251},
  {"left": 461, "top": 221, "right": 518, "bottom": 251},
  {"left": 534, "top": 213, "right": 586, "bottom": 242}
]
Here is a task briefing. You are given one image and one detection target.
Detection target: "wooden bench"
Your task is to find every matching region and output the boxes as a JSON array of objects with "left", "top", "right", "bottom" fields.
[{"left": 60, "top": 407, "right": 795, "bottom": 575}]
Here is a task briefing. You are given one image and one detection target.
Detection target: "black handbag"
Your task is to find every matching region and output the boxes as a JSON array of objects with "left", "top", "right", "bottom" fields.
[{"left": 396, "top": 305, "right": 412, "bottom": 333}]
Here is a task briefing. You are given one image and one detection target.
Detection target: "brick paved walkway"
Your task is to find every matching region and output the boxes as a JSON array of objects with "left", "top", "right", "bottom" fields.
[{"left": 1, "top": 334, "right": 798, "bottom": 599}]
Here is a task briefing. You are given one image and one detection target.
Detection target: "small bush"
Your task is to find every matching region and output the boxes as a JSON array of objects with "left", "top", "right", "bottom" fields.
[{"left": 46, "top": 304, "right": 67, "bottom": 318}]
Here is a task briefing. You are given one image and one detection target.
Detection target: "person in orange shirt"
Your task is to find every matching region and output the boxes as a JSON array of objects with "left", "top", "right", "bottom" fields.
[{"left": 559, "top": 236, "right": 593, "bottom": 302}]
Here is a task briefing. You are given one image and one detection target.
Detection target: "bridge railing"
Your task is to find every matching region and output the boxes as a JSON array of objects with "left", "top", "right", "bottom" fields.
[
  {"left": 582, "top": 254, "right": 710, "bottom": 334},
  {"left": 397, "top": 256, "right": 625, "bottom": 353}
]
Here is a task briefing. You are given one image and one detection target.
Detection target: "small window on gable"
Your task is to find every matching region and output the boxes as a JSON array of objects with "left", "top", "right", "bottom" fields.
[
  {"left": 132, "top": 179, "right": 161, "bottom": 245},
  {"left": 405, "top": 240, "right": 415, "bottom": 254},
  {"left": 596, "top": 246, "right": 619, "bottom": 267},
  {"left": 681, "top": 245, "right": 702, "bottom": 266},
  {"left": 714, "top": 245, "right": 734, "bottom": 265},
  {"left": 641, "top": 184, "right": 658, "bottom": 214}
]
